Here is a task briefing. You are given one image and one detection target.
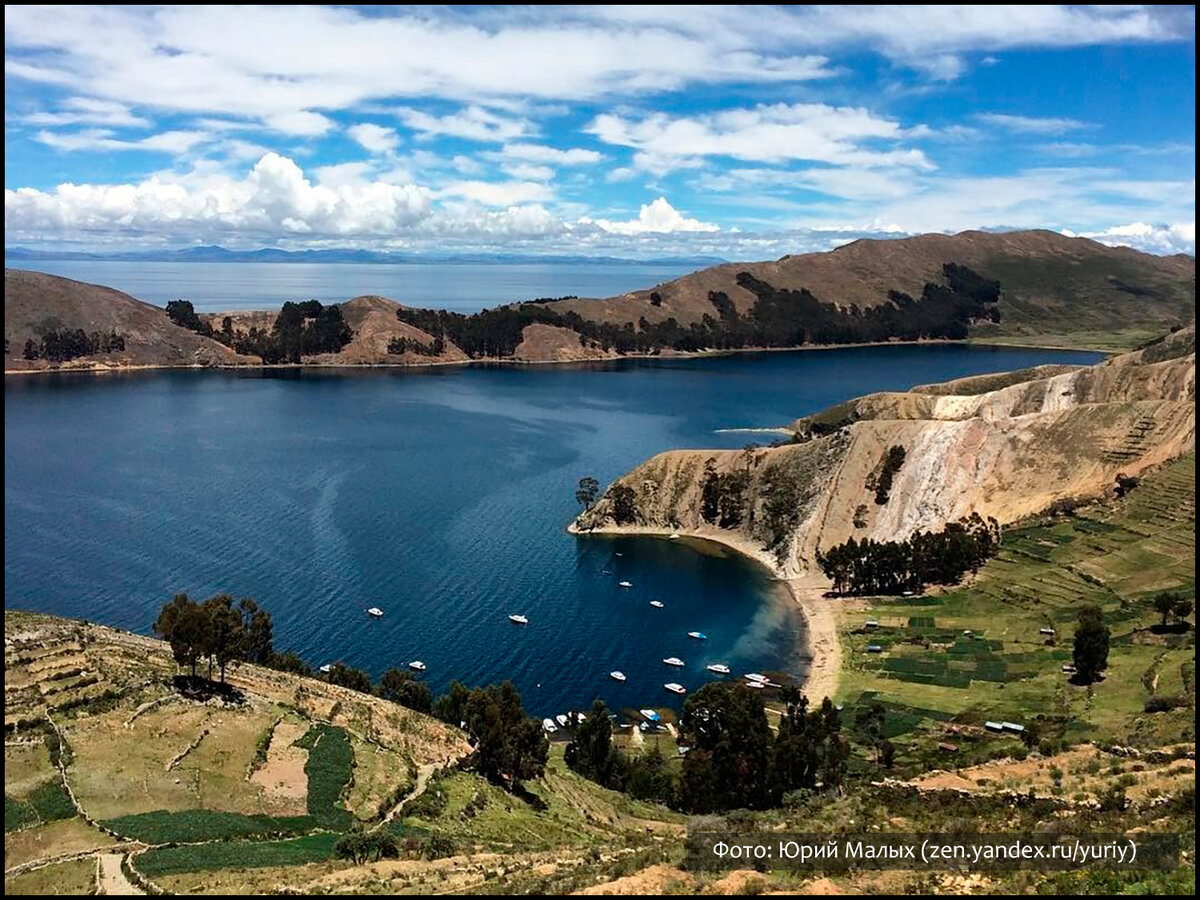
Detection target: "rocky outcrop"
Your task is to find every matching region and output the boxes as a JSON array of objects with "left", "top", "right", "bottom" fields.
[{"left": 573, "top": 326, "right": 1196, "bottom": 578}]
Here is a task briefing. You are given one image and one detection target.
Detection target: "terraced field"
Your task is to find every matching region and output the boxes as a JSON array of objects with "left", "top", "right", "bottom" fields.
[{"left": 839, "top": 454, "right": 1196, "bottom": 768}]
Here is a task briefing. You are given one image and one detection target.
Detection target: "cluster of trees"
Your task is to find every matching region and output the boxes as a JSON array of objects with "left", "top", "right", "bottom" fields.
[
  {"left": 387, "top": 335, "right": 445, "bottom": 356},
  {"left": 701, "top": 460, "right": 750, "bottom": 528},
  {"left": 22, "top": 329, "right": 126, "bottom": 362},
  {"left": 817, "top": 513, "right": 1001, "bottom": 595},
  {"left": 1152, "top": 592, "right": 1193, "bottom": 630},
  {"left": 869, "top": 445, "right": 907, "bottom": 505},
  {"left": 395, "top": 263, "right": 1003, "bottom": 359},
  {"left": 565, "top": 686, "right": 848, "bottom": 813},
  {"left": 166, "top": 298, "right": 353, "bottom": 363},
  {"left": 334, "top": 829, "right": 399, "bottom": 863},
  {"left": 608, "top": 484, "right": 639, "bottom": 525},
  {"left": 433, "top": 680, "right": 549, "bottom": 786},
  {"left": 1072, "top": 604, "right": 1110, "bottom": 684},
  {"left": 153, "top": 594, "right": 275, "bottom": 682}
]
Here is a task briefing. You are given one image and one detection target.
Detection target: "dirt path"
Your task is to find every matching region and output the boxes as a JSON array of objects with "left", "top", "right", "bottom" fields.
[
  {"left": 381, "top": 761, "right": 442, "bottom": 825},
  {"left": 96, "top": 853, "right": 143, "bottom": 895}
]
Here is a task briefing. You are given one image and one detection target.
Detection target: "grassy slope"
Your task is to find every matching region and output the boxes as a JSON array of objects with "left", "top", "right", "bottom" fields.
[{"left": 838, "top": 454, "right": 1195, "bottom": 769}]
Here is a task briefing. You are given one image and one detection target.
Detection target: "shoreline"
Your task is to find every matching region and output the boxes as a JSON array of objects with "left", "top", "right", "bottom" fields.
[
  {"left": 4, "top": 337, "right": 1110, "bottom": 378},
  {"left": 567, "top": 521, "right": 845, "bottom": 703}
]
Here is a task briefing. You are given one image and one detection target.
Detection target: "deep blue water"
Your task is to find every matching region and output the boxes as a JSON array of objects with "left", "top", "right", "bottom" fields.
[
  {"left": 2, "top": 259, "right": 698, "bottom": 313},
  {"left": 4, "top": 345, "right": 1102, "bottom": 716}
]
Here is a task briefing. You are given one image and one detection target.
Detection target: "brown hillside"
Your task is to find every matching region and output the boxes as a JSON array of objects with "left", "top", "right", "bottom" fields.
[{"left": 5, "top": 269, "right": 256, "bottom": 371}]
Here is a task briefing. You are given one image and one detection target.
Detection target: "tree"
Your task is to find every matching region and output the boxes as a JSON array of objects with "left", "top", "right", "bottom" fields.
[
  {"left": 201, "top": 594, "right": 245, "bottom": 682},
  {"left": 1174, "top": 598, "right": 1193, "bottom": 625},
  {"left": 1073, "top": 604, "right": 1110, "bottom": 683},
  {"left": 622, "top": 744, "right": 675, "bottom": 805},
  {"left": 609, "top": 484, "right": 638, "bottom": 525},
  {"left": 326, "top": 663, "right": 373, "bottom": 694},
  {"left": 564, "top": 700, "right": 615, "bottom": 784},
  {"left": 854, "top": 701, "right": 887, "bottom": 764},
  {"left": 238, "top": 598, "right": 274, "bottom": 665},
  {"left": 1154, "top": 592, "right": 1180, "bottom": 627},
  {"left": 153, "top": 594, "right": 211, "bottom": 678},
  {"left": 434, "top": 680, "right": 471, "bottom": 727},
  {"left": 378, "top": 667, "right": 432, "bottom": 713},
  {"left": 679, "top": 682, "right": 773, "bottom": 812},
  {"left": 460, "top": 681, "right": 548, "bottom": 786},
  {"left": 575, "top": 476, "right": 600, "bottom": 509}
]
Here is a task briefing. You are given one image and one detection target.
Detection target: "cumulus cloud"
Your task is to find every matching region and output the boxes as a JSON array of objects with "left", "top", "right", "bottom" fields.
[
  {"left": 347, "top": 123, "right": 400, "bottom": 155},
  {"left": 977, "top": 113, "right": 1093, "bottom": 134},
  {"left": 587, "top": 103, "right": 933, "bottom": 173},
  {"left": 1063, "top": 222, "right": 1195, "bottom": 255},
  {"left": 587, "top": 197, "right": 720, "bottom": 235}
]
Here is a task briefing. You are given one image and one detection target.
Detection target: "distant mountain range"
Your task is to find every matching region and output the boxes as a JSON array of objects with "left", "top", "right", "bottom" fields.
[{"left": 3, "top": 245, "right": 725, "bottom": 267}]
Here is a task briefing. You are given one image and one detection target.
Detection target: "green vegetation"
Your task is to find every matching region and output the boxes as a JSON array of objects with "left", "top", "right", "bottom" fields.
[
  {"left": 168, "top": 298, "right": 352, "bottom": 363},
  {"left": 378, "top": 667, "right": 432, "bottom": 713},
  {"left": 387, "top": 335, "right": 444, "bottom": 356},
  {"left": 434, "top": 680, "right": 548, "bottom": 786},
  {"left": 575, "top": 475, "right": 600, "bottom": 509},
  {"left": 21, "top": 328, "right": 125, "bottom": 362},
  {"left": 818, "top": 513, "right": 1001, "bottom": 595},
  {"left": 839, "top": 454, "right": 1195, "bottom": 764},
  {"left": 136, "top": 832, "right": 340, "bottom": 875},
  {"left": 869, "top": 444, "right": 907, "bottom": 505},
  {"left": 300, "top": 724, "right": 354, "bottom": 828},
  {"left": 1073, "top": 604, "right": 1111, "bottom": 684},
  {"left": 154, "top": 593, "right": 275, "bottom": 682},
  {"left": 5, "top": 778, "right": 74, "bottom": 832},
  {"left": 701, "top": 458, "right": 750, "bottom": 527}
]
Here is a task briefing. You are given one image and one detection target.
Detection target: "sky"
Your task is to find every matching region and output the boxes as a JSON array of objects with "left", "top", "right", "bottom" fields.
[{"left": 3, "top": 5, "right": 1196, "bottom": 258}]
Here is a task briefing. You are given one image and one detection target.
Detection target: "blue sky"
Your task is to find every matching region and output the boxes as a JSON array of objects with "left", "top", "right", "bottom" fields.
[{"left": 4, "top": 5, "right": 1195, "bottom": 257}]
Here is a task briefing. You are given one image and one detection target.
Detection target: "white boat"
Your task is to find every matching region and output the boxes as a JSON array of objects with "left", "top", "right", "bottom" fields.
[
  {"left": 664, "top": 682, "right": 686, "bottom": 695},
  {"left": 744, "top": 673, "right": 768, "bottom": 683},
  {"left": 745, "top": 680, "right": 765, "bottom": 689},
  {"left": 508, "top": 614, "right": 529, "bottom": 625},
  {"left": 409, "top": 661, "right": 426, "bottom": 671},
  {"left": 618, "top": 580, "right": 633, "bottom": 588},
  {"left": 609, "top": 671, "right": 627, "bottom": 681},
  {"left": 663, "top": 656, "right": 685, "bottom": 667},
  {"left": 650, "top": 600, "right": 664, "bottom": 608},
  {"left": 615, "top": 552, "right": 624, "bottom": 557},
  {"left": 366, "top": 607, "right": 384, "bottom": 618},
  {"left": 318, "top": 664, "right": 332, "bottom": 674},
  {"left": 670, "top": 533, "right": 680, "bottom": 539},
  {"left": 555, "top": 714, "right": 569, "bottom": 728},
  {"left": 706, "top": 663, "right": 730, "bottom": 675},
  {"left": 639, "top": 708, "right": 661, "bottom": 722},
  {"left": 688, "top": 631, "right": 707, "bottom": 640},
  {"left": 542, "top": 718, "right": 557, "bottom": 733},
  {"left": 573, "top": 711, "right": 586, "bottom": 724}
]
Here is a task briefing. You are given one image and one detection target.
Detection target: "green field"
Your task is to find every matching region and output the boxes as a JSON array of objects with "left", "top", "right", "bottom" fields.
[{"left": 839, "top": 454, "right": 1196, "bottom": 767}]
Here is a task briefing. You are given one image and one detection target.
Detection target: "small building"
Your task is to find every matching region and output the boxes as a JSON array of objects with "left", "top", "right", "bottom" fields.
[
  {"left": 937, "top": 742, "right": 959, "bottom": 753},
  {"left": 865, "top": 619, "right": 879, "bottom": 630},
  {"left": 1001, "top": 722, "right": 1025, "bottom": 734},
  {"left": 1039, "top": 627, "right": 1056, "bottom": 636},
  {"left": 984, "top": 721, "right": 1004, "bottom": 732},
  {"left": 866, "top": 644, "right": 883, "bottom": 653}
]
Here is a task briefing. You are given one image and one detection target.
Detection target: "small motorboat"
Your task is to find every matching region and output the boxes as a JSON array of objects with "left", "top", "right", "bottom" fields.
[
  {"left": 409, "top": 661, "right": 427, "bottom": 672},
  {"left": 706, "top": 663, "right": 730, "bottom": 675},
  {"left": 508, "top": 614, "right": 529, "bottom": 625},
  {"left": 615, "top": 552, "right": 624, "bottom": 557},
  {"left": 572, "top": 711, "right": 586, "bottom": 724},
  {"left": 663, "top": 657, "right": 685, "bottom": 667},
  {"left": 650, "top": 600, "right": 664, "bottom": 608},
  {"left": 669, "top": 533, "right": 680, "bottom": 540},
  {"left": 555, "top": 714, "right": 569, "bottom": 728},
  {"left": 745, "top": 680, "right": 765, "bottom": 689},
  {"left": 664, "top": 682, "right": 686, "bottom": 695},
  {"left": 600, "top": 568, "right": 613, "bottom": 575},
  {"left": 744, "top": 673, "right": 768, "bottom": 683},
  {"left": 687, "top": 631, "right": 707, "bottom": 640},
  {"left": 542, "top": 718, "right": 557, "bottom": 733},
  {"left": 610, "top": 671, "right": 627, "bottom": 682},
  {"left": 639, "top": 709, "right": 661, "bottom": 722},
  {"left": 366, "top": 607, "right": 384, "bottom": 618},
  {"left": 618, "top": 581, "right": 633, "bottom": 588},
  {"left": 318, "top": 664, "right": 332, "bottom": 674}
]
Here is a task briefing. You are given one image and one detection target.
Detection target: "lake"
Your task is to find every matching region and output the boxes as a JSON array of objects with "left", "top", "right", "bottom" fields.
[
  {"left": 2, "top": 259, "right": 700, "bottom": 312},
  {"left": 3, "top": 344, "right": 1103, "bottom": 716}
]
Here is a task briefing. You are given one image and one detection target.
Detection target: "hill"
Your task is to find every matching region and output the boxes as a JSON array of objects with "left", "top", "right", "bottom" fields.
[
  {"left": 6, "top": 231, "right": 1196, "bottom": 373},
  {"left": 4, "top": 269, "right": 257, "bottom": 372}
]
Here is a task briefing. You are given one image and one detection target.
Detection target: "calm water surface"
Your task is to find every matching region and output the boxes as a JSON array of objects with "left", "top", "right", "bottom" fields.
[
  {"left": 4, "top": 345, "right": 1102, "bottom": 715},
  {"left": 2, "top": 259, "right": 699, "bottom": 312}
]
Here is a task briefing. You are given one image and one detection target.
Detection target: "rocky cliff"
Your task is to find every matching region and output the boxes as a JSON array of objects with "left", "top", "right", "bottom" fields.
[{"left": 573, "top": 326, "right": 1196, "bottom": 578}]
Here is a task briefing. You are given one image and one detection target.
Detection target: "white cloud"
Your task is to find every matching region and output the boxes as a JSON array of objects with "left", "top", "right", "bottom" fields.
[
  {"left": 502, "top": 163, "right": 555, "bottom": 181},
  {"left": 34, "top": 128, "right": 212, "bottom": 154},
  {"left": 1063, "top": 222, "right": 1195, "bottom": 255},
  {"left": 501, "top": 143, "right": 603, "bottom": 165},
  {"left": 347, "top": 123, "right": 400, "bottom": 155},
  {"left": 587, "top": 103, "right": 933, "bottom": 173},
  {"left": 21, "top": 97, "right": 149, "bottom": 127},
  {"left": 440, "top": 180, "right": 554, "bottom": 206},
  {"left": 977, "top": 113, "right": 1093, "bottom": 134},
  {"left": 264, "top": 111, "right": 335, "bottom": 136},
  {"left": 396, "top": 105, "right": 530, "bottom": 143},
  {"left": 587, "top": 197, "right": 719, "bottom": 235}
]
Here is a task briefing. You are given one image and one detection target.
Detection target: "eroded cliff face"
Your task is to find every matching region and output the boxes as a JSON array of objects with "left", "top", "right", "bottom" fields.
[{"left": 574, "top": 327, "right": 1196, "bottom": 578}]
